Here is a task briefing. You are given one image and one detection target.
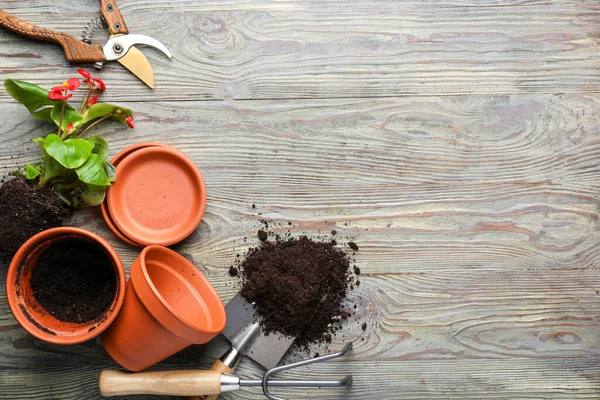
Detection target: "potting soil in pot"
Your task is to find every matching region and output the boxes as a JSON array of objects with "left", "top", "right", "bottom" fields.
[
  {"left": 30, "top": 239, "right": 116, "bottom": 323},
  {"left": 0, "top": 176, "right": 70, "bottom": 254},
  {"left": 238, "top": 235, "right": 353, "bottom": 347}
]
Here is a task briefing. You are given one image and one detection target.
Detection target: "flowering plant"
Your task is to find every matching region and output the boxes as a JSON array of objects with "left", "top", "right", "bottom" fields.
[{"left": 3, "top": 69, "right": 134, "bottom": 206}]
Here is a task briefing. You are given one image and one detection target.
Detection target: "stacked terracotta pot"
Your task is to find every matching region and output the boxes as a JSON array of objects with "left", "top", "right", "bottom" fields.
[{"left": 101, "top": 142, "right": 207, "bottom": 247}]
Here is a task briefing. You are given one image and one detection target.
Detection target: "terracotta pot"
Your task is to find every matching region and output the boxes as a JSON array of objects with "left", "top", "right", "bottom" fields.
[
  {"left": 101, "top": 246, "right": 226, "bottom": 371},
  {"left": 101, "top": 142, "right": 170, "bottom": 247},
  {"left": 100, "top": 204, "right": 143, "bottom": 248},
  {"left": 106, "top": 146, "right": 206, "bottom": 246},
  {"left": 6, "top": 227, "right": 126, "bottom": 345}
]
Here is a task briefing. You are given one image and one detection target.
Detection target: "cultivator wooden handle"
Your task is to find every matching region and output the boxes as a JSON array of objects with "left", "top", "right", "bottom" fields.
[
  {"left": 99, "top": 346, "right": 353, "bottom": 398},
  {"left": 99, "top": 370, "right": 223, "bottom": 397},
  {"left": 0, "top": 9, "right": 106, "bottom": 62},
  {"left": 188, "top": 359, "right": 235, "bottom": 400}
]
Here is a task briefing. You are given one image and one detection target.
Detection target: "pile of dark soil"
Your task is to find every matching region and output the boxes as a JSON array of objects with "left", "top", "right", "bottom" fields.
[
  {"left": 239, "top": 235, "right": 352, "bottom": 346},
  {"left": 0, "top": 177, "right": 70, "bottom": 254},
  {"left": 30, "top": 239, "right": 117, "bottom": 323}
]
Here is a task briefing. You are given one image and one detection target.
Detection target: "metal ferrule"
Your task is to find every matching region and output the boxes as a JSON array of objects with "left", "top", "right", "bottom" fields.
[
  {"left": 220, "top": 374, "right": 241, "bottom": 393},
  {"left": 219, "top": 346, "right": 241, "bottom": 369}
]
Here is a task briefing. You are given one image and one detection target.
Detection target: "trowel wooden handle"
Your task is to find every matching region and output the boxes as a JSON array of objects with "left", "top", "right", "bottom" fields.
[
  {"left": 0, "top": 9, "right": 106, "bottom": 62},
  {"left": 188, "top": 359, "right": 235, "bottom": 400},
  {"left": 99, "top": 370, "right": 222, "bottom": 397}
]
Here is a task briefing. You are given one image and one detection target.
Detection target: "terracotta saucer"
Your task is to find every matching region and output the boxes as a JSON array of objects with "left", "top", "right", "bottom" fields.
[
  {"left": 106, "top": 146, "right": 206, "bottom": 246},
  {"left": 101, "top": 142, "right": 170, "bottom": 247},
  {"left": 112, "top": 142, "right": 171, "bottom": 166}
]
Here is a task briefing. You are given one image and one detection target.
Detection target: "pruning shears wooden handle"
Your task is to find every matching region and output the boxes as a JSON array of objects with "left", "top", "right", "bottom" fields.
[
  {"left": 99, "top": 0, "right": 128, "bottom": 35},
  {"left": 0, "top": 9, "right": 106, "bottom": 63}
]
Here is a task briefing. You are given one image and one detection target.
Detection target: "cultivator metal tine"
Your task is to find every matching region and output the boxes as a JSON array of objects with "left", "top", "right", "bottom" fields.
[{"left": 242, "top": 343, "right": 353, "bottom": 400}]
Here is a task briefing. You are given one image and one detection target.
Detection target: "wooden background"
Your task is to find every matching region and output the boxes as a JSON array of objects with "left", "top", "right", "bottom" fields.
[{"left": 1, "top": 0, "right": 600, "bottom": 398}]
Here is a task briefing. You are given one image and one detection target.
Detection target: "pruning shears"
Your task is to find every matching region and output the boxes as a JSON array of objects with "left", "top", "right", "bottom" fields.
[{"left": 0, "top": 0, "right": 172, "bottom": 88}]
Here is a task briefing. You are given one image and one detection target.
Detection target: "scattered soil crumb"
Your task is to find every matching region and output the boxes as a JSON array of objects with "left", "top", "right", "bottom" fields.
[{"left": 257, "top": 230, "right": 268, "bottom": 242}]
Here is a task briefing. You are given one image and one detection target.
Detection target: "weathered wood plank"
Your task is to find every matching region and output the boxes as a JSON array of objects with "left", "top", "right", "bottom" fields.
[
  {"left": 2, "top": 358, "right": 600, "bottom": 399},
  {"left": 0, "top": 0, "right": 575, "bottom": 11},
  {"left": 2, "top": 1, "right": 600, "bottom": 398},
  {"left": 2, "top": 94, "right": 600, "bottom": 273},
  {"left": 1, "top": 93, "right": 600, "bottom": 397},
  {"left": 1, "top": 1, "right": 600, "bottom": 100},
  {"left": 2, "top": 269, "right": 600, "bottom": 363}
]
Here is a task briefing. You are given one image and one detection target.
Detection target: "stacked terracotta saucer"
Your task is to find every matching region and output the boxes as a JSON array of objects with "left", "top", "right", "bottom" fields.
[{"left": 101, "top": 143, "right": 206, "bottom": 247}]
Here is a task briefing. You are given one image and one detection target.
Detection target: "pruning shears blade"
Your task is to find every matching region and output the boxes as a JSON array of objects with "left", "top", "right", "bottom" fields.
[
  {"left": 116, "top": 46, "right": 155, "bottom": 89},
  {"left": 103, "top": 34, "right": 172, "bottom": 89},
  {"left": 102, "top": 34, "right": 172, "bottom": 61}
]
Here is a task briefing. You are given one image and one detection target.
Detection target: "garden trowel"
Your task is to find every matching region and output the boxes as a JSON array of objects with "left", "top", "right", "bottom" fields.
[{"left": 189, "top": 292, "right": 297, "bottom": 400}]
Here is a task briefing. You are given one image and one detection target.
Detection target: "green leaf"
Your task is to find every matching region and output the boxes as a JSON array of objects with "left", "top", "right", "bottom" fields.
[
  {"left": 51, "top": 103, "right": 83, "bottom": 133},
  {"left": 40, "top": 148, "right": 67, "bottom": 185},
  {"left": 25, "top": 164, "right": 41, "bottom": 180},
  {"left": 105, "top": 162, "right": 116, "bottom": 182},
  {"left": 32, "top": 137, "right": 45, "bottom": 148},
  {"left": 80, "top": 184, "right": 106, "bottom": 206},
  {"left": 88, "top": 136, "right": 109, "bottom": 162},
  {"left": 4, "top": 79, "right": 61, "bottom": 121},
  {"left": 83, "top": 103, "right": 132, "bottom": 125},
  {"left": 43, "top": 134, "right": 93, "bottom": 169},
  {"left": 75, "top": 153, "right": 111, "bottom": 186}
]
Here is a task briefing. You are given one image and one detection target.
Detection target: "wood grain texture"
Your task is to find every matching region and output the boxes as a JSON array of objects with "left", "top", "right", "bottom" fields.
[
  {"left": 2, "top": 0, "right": 600, "bottom": 398},
  {"left": 1, "top": 92, "right": 600, "bottom": 398},
  {"left": 1, "top": 1, "right": 600, "bottom": 100},
  {"left": 188, "top": 359, "right": 235, "bottom": 400}
]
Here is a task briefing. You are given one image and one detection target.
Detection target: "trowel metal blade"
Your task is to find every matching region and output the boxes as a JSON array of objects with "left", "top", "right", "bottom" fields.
[{"left": 223, "top": 292, "right": 296, "bottom": 370}]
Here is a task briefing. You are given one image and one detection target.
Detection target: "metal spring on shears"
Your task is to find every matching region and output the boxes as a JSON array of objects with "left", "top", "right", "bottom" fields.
[{"left": 81, "top": 16, "right": 107, "bottom": 44}]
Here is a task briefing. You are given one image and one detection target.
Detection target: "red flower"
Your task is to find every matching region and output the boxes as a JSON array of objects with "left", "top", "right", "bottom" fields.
[
  {"left": 83, "top": 77, "right": 106, "bottom": 92},
  {"left": 87, "top": 95, "right": 99, "bottom": 105},
  {"left": 48, "top": 90, "right": 72, "bottom": 101},
  {"left": 79, "top": 68, "right": 106, "bottom": 93},
  {"left": 48, "top": 78, "right": 80, "bottom": 101},
  {"left": 66, "top": 122, "right": 74, "bottom": 134},
  {"left": 125, "top": 116, "right": 134, "bottom": 129},
  {"left": 77, "top": 68, "right": 91, "bottom": 79},
  {"left": 91, "top": 77, "right": 106, "bottom": 92},
  {"left": 65, "top": 78, "right": 80, "bottom": 91},
  {"left": 52, "top": 78, "right": 80, "bottom": 92}
]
